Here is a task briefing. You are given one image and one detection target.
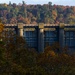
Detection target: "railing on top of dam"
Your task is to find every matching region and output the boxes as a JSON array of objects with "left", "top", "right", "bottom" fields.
[{"left": 4, "top": 23, "right": 75, "bottom": 27}]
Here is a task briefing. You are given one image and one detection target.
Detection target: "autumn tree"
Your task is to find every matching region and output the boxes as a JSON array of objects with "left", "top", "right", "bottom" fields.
[
  {"left": 0, "top": 19, "right": 4, "bottom": 42},
  {"left": 0, "top": 20, "right": 4, "bottom": 33}
]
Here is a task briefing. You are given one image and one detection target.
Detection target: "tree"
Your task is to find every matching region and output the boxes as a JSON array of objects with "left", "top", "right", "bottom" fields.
[
  {"left": 48, "top": 2, "right": 52, "bottom": 9},
  {"left": 0, "top": 20, "right": 4, "bottom": 34},
  {"left": 9, "top": 1, "right": 11, "bottom": 6}
]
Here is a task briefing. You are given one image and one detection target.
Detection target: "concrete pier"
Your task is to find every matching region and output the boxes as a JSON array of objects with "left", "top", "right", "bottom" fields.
[
  {"left": 59, "top": 23, "right": 64, "bottom": 52},
  {"left": 18, "top": 23, "right": 23, "bottom": 37},
  {"left": 38, "top": 23, "right": 44, "bottom": 53}
]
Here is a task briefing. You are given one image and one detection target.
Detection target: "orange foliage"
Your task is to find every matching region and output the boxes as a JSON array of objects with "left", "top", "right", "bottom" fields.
[{"left": 0, "top": 21, "right": 4, "bottom": 33}]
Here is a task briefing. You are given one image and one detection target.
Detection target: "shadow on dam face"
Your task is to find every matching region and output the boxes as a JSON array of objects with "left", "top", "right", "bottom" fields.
[{"left": 67, "top": 48, "right": 75, "bottom": 55}]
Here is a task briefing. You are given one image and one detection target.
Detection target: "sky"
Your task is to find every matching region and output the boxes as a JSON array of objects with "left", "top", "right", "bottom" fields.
[{"left": 0, "top": 0, "right": 75, "bottom": 6}]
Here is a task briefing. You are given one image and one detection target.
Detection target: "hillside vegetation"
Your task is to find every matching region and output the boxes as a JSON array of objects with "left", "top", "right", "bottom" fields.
[
  {"left": 0, "top": 1, "right": 75, "bottom": 24},
  {"left": 0, "top": 34, "right": 75, "bottom": 75}
]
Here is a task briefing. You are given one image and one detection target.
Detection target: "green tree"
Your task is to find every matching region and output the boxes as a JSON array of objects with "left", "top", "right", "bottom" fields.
[{"left": 48, "top": 2, "right": 52, "bottom": 9}]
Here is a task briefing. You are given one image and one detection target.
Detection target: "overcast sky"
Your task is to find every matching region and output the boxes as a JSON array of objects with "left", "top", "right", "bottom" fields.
[{"left": 0, "top": 0, "right": 75, "bottom": 6}]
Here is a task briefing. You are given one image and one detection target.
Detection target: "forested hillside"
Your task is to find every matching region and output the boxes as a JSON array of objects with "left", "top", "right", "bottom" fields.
[{"left": 0, "top": 1, "right": 75, "bottom": 24}]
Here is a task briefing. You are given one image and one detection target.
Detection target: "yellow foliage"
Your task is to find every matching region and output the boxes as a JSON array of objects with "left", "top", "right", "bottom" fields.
[
  {"left": 3, "top": 3, "right": 8, "bottom": 7},
  {"left": 0, "top": 22, "right": 4, "bottom": 33},
  {"left": 46, "top": 50, "right": 56, "bottom": 57},
  {"left": 24, "top": 18, "right": 31, "bottom": 24}
]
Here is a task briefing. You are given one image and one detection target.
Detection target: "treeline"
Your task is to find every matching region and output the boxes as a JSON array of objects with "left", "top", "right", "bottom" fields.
[{"left": 0, "top": 1, "right": 75, "bottom": 24}]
